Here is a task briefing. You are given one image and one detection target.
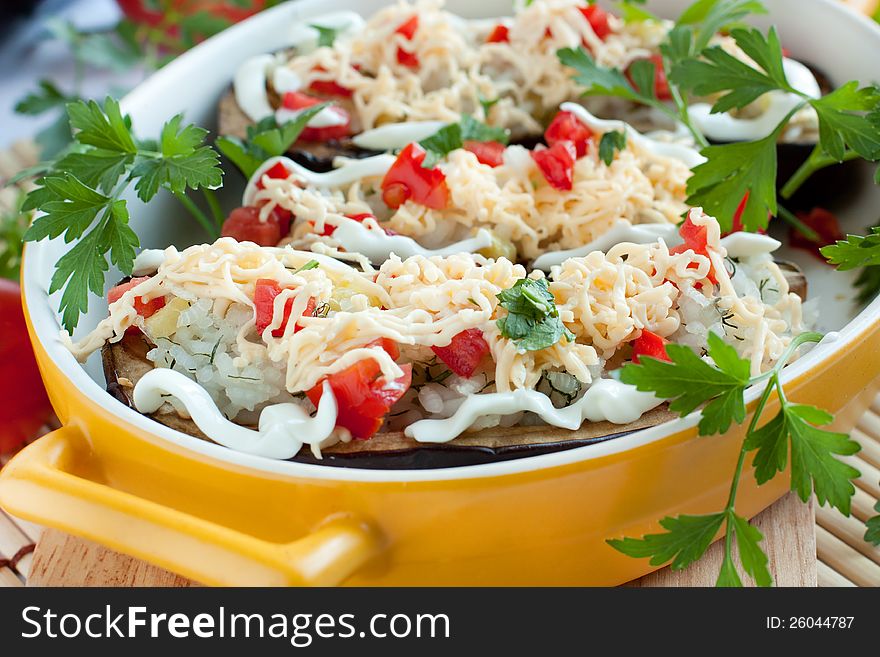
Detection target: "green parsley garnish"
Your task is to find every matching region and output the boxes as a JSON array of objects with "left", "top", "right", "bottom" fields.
[
  {"left": 292, "top": 259, "right": 320, "bottom": 274},
  {"left": 0, "top": 190, "right": 29, "bottom": 281},
  {"left": 598, "top": 130, "right": 627, "bottom": 166},
  {"left": 419, "top": 115, "right": 510, "bottom": 168},
  {"left": 310, "top": 24, "right": 340, "bottom": 48},
  {"left": 867, "top": 501, "right": 880, "bottom": 546},
  {"left": 496, "top": 277, "right": 574, "bottom": 351},
  {"left": 821, "top": 226, "right": 880, "bottom": 303},
  {"left": 613, "top": 331, "right": 861, "bottom": 585},
  {"left": 216, "top": 104, "right": 329, "bottom": 178},
  {"left": 22, "top": 97, "right": 224, "bottom": 333}
]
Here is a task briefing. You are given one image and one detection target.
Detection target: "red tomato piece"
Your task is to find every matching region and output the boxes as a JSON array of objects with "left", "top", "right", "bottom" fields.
[
  {"left": 395, "top": 15, "right": 419, "bottom": 39},
  {"left": 396, "top": 47, "right": 419, "bottom": 68},
  {"left": 381, "top": 143, "right": 449, "bottom": 210},
  {"left": 0, "top": 279, "right": 52, "bottom": 453},
  {"left": 254, "top": 280, "right": 315, "bottom": 337},
  {"left": 631, "top": 330, "right": 671, "bottom": 364},
  {"left": 309, "top": 78, "right": 354, "bottom": 97},
  {"left": 790, "top": 207, "right": 844, "bottom": 261},
  {"left": 313, "top": 212, "right": 378, "bottom": 237},
  {"left": 281, "top": 92, "right": 352, "bottom": 141},
  {"left": 254, "top": 161, "right": 290, "bottom": 190},
  {"left": 431, "top": 328, "right": 490, "bottom": 378},
  {"left": 306, "top": 358, "right": 412, "bottom": 439},
  {"left": 463, "top": 140, "right": 506, "bottom": 167},
  {"left": 544, "top": 110, "right": 593, "bottom": 158},
  {"left": 670, "top": 216, "right": 718, "bottom": 285},
  {"left": 282, "top": 91, "right": 320, "bottom": 110},
  {"left": 532, "top": 140, "right": 577, "bottom": 191},
  {"left": 108, "top": 277, "right": 166, "bottom": 318},
  {"left": 222, "top": 206, "right": 290, "bottom": 246},
  {"left": 486, "top": 24, "right": 510, "bottom": 43},
  {"left": 579, "top": 4, "right": 612, "bottom": 40},
  {"left": 726, "top": 190, "right": 767, "bottom": 235},
  {"left": 626, "top": 54, "right": 672, "bottom": 101}
]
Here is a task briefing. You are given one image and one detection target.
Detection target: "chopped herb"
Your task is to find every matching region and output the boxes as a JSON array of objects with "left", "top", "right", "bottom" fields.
[
  {"left": 496, "top": 277, "right": 574, "bottom": 351},
  {"left": 598, "top": 130, "right": 627, "bottom": 165},
  {"left": 310, "top": 23, "right": 340, "bottom": 48},
  {"left": 292, "top": 259, "right": 320, "bottom": 274},
  {"left": 419, "top": 114, "right": 510, "bottom": 167}
]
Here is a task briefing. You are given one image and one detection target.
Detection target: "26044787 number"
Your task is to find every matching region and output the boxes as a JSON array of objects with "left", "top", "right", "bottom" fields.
[{"left": 766, "top": 617, "right": 855, "bottom": 629}]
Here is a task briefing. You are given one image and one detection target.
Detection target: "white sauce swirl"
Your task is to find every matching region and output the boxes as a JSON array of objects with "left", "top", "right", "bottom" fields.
[
  {"left": 133, "top": 369, "right": 339, "bottom": 459},
  {"left": 352, "top": 121, "right": 448, "bottom": 151},
  {"left": 333, "top": 221, "right": 494, "bottom": 261}
]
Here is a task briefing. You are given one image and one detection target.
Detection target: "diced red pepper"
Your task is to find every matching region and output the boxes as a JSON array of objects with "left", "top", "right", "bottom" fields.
[
  {"left": 255, "top": 161, "right": 291, "bottom": 190},
  {"left": 670, "top": 216, "right": 718, "bottom": 285},
  {"left": 395, "top": 15, "right": 419, "bottom": 68},
  {"left": 306, "top": 343, "right": 411, "bottom": 440},
  {"left": 579, "top": 4, "right": 611, "bottom": 40},
  {"left": 431, "top": 328, "right": 490, "bottom": 378},
  {"left": 631, "top": 330, "right": 670, "bottom": 364},
  {"left": 308, "top": 79, "right": 354, "bottom": 97},
  {"left": 532, "top": 140, "right": 577, "bottom": 191},
  {"left": 312, "top": 212, "right": 380, "bottom": 237},
  {"left": 544, "top": 110, "right": 593, "bottom": 158},
  {"left": 790, "top": 207, "right": 844, "bottom": 262},
  {"left": 222, "top": 206, "right": 291, "bottom": 246},
  {"left": 108, "top": 277, "right": 166, "bottom": 318},
  {"left": 463, "top": 140, "right": 506, "bottom": 167},
  {"left": 254, "top": 279, "right": 315, "bottom": 338},
  {"left": 381, "top": 143, "right": 449, "bottom": 210},
  {"left": 486, "top": 24, "right": 510, "bottom": 43},
  {"left": 281, "top": 92, "right": 352, "bottom": 141},
  {"left": 626, "top": 54, "right": 672, "bottom": 101},
  {"left": 725, "top": 190, "right": 768, "bottom": 235}
]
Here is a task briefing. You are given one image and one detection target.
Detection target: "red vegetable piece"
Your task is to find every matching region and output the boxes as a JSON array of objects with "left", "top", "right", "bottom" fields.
[
  {"left": 463, "top": 140, "right": 506, "bottom": 167},
  {"left": 381, "top": 143, "right": 449, "bottom": 209},
  {"left": 670, "top": 216, "right": 718, "bottom": 285},
  {"left": 532, "top": 140, "right": 577, "bottom": 191},
  {"left": 626, "top": 54, "right": 672, "bottom": 101},
  {"left": 431, "top": 328, "right": 491, "bottom": 378},
  {"left": 395, "top": 15, "right": 420, "bottom": 68},
  {"left": 544, "top": 110, "right": 593, "bottom": 158},
  {"left": 222, "top": 206, "right": 291, "bottom": 246},
  {"left": 579, "top": 4, "right": 611, "bottom": 40},
  {"left": 486, "top": 24, "right": 510, "bottom": 43},
  {"left": 108, "top": 276, "right": 166, "bottom": 318},
  {"left": 790, "top": 207, "right": 844, "bottom": 261},
  {"left": 631, "top": 330, "right": 671, "bottom": 364},
  {"left": 254, "top": 280, "right": 315, "bottom": 337}
]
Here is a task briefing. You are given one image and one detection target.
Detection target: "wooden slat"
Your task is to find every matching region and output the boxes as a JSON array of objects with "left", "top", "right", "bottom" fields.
[
  {"left": 0, "top": 510, "right": 34, "bottom": 578},
  {"left": 816, "top": 525, "right": 880, "bottom": 587},
  {"left": 816, "top": 505, "right": 880, "bottom": 565},
  {"left": 817, "top": 560, "right": 856, "bottom": 587}
]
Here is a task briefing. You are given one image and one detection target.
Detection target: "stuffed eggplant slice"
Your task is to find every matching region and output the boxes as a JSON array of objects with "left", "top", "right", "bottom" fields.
[{"left": 68, "top": 211, "right": 809, "bottom": 469}]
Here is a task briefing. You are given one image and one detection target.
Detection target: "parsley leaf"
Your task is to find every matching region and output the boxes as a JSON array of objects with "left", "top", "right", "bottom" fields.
[
  {"left": 217, "top": 104, "right": 328, "bottom": 178},
  {"left": 671, "top": 27, "right": 792, "bottom": 113},
  {"left": 23, "top": 97, "right": 224, "bottom": 332},
  {"left": 15, "top": 79, "right": 73, "bottom": 116},
  {"left": 810, "top": 82, "right": 880, "bottom": 162},
  {"left": 608, "top": 513, "right": 725, "bottom": 570},
  {"left": 616, "top": 1, "right": 657, "bottom": 23},
  {"left": 558, "top": 47, "right": 645, "bottom": 104},
  {"left": 620, "top": 331, "right": 749, "bottom": 434},
  {"left": 730, "top": 513, "right": 772, "bottom": 587},
  {"left": 677, "top": 0, "right": 767, "bottom": 52},
  {"left": 496, "top": 277, "right": 574, "bottom": 351},
  {"left": 310, "top": 24, "right": 340, "bottom": 48},
  {"left": 866, "top": 501, "right": 880, "bottom": 546},
  {"left": 419, "top": 115, "right": 510, "bottom": 168},
  {"left": 686, "top": 127, "right": 782, "bottom": 232},
  {"left": 599, "top": 130, "right": 627, "bottom": 165},
  {"left": 821, "top": 228, "right": 880, "bottom": 270}
]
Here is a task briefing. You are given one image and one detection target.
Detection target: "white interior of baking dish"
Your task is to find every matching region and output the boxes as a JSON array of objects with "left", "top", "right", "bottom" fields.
[{"left": 21, "top": 0, "right": 880, "bottom": 481}]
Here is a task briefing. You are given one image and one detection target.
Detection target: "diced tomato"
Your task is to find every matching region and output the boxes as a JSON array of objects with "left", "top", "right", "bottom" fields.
[
  {"left": 626, "top": 54, "right": 671, "bottom": 101},
  {"left": 544, "top": 110, "right": 593, "bottom": 158},
  {"left": 368, "top": 336, "right": 400, "bottom": 360},
  {"left": 308, "top": 79, "right": 353, "bottom": 97},
  {"left": 790, "top": 207, "right": 844, "bottom": 261},
  {"left": 395, "top": 15, "right": 419, "bottom": 39},
  {"left": 282, "top": 91, "right": 320, "bottom": 110},
  {"left": 579, "top": 4, "right": 611, "bottom": 40},
  {"left": 254, "top": 279, "right": 316, "bottom": 337},
  {"left": 108, "top": 277, "right": 166, "bottom": 318},
  {"left": 255, "top": 161, "right": 290, "bottom": 190},
  {"left": 725, "top": 190, "right": 768, "bottom": 235},
  {"left": 381, "top": 143, "right": 449, "bottom": 210},
  {"left": 222, "top": 206, "right": 291, "bottom": 246},
  {"left": 670, "top": 216, "right": 718, "bottom": 285},
  {"left": 313, "top": 212, "right": 378, "bottom": 237},
  {"left": 631, "top": 330, "right": 671, "bottom": 364},
  {"left": 306, "top": 357, "right": 412, "bottom": 439},
  {"left": 532, "top": 140, "right": 577, "bottom": 191},
  {"left": 395, "top": 15, "right": 419, "bottom": 68},
  {"left": 463, "top": 140, "right": 506, "bottom": 167},
  {"left": 431, "top": 328, "right": 490, "bottom": 378},
  {"left": 486, "top": 24, "right": 510, "bottom": 43},
  {"left": 282, "top": 92, "right": 352, "bottom": 141}
]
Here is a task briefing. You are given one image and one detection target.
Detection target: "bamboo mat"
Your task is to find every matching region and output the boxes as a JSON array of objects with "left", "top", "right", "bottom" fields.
[{"left": 2, "top": 93, "right": 880, "bottom": 586}]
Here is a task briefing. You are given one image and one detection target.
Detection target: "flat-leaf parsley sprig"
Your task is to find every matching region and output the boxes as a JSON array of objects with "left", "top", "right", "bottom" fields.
[
  {"left": 23, "top": 97, "right": 224, "bottom": 333},
  {"left": 496, "top": 277, "right": 574, "bottom": 352},
  {"left": 612, "top": 331, "right": 861, "bottom": 586},
  {"left": 821, "top": 226, "right": 880, "bottom": 304}
]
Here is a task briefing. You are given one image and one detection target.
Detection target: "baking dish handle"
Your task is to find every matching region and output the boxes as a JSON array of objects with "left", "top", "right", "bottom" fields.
[{"left": 0, "top": 426, "right": 382, "bottom": 586}]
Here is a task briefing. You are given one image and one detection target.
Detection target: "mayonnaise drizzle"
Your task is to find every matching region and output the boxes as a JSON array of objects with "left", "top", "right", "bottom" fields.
[
  {"left": 333, "top": 221, "right": 494, "bottom": 261},
  {"left": 405, "top": 378, "right": 663, "bottom": 443},
  {"left": 720, "top": 232, "right": 781, "bottom": 258},
  {"left": 352, "top": 121, "right": 448, "bottom": 151},
  {"left": 560, "top": 102, "right": 707, "bottom": 168},
  {"left": 287, "top": 11, "right": 365, "bottom": 54},
  {"left": 133, "top": 369, "right": 340, "bottom": 459},
  {"left": 243, "top": 155, "right": 394, "bottom": 205},
  {"left": 234, "top": 54, "right": 276, "bottom": 122},
  {"left": 687, "top": 58, "right": 821, "bottom": 142}
]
